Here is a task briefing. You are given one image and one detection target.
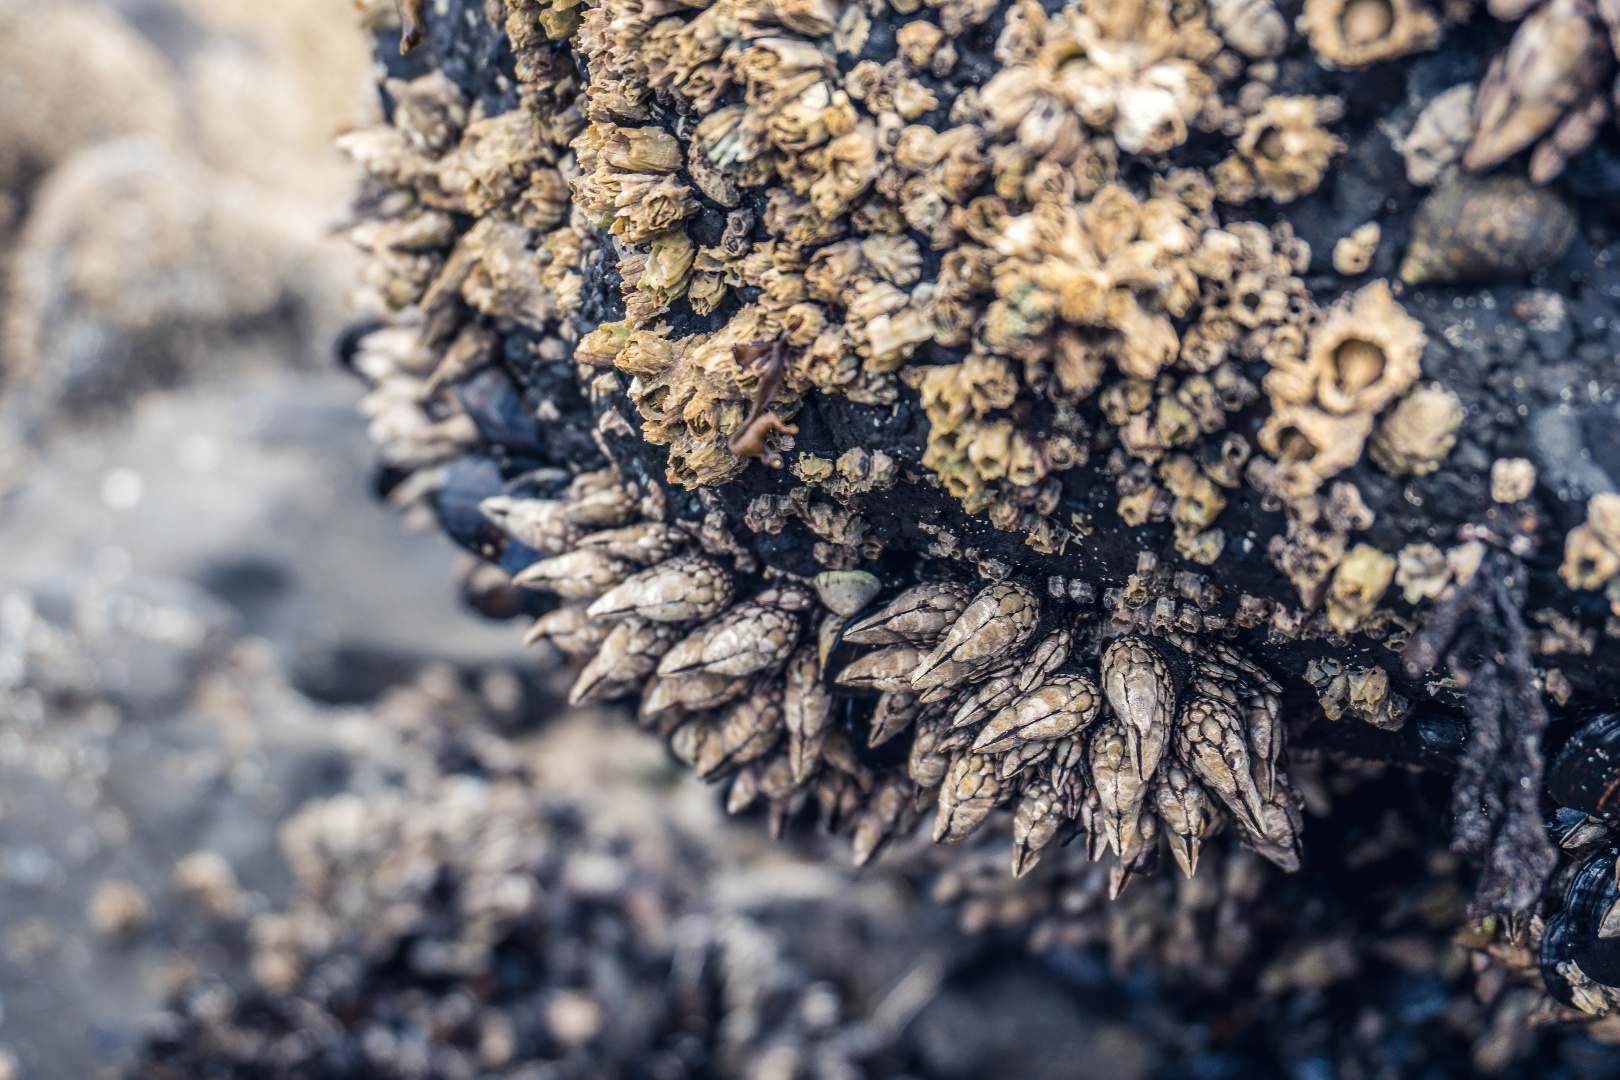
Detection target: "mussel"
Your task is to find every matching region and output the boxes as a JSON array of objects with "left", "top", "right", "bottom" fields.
[{"left": 1548, "top": 712, "right": 1620, "bottom": 820}]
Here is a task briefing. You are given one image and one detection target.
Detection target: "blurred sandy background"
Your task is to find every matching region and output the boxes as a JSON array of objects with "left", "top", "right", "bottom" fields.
[{"left": 0, "top": 1, "right": 535, "bottom": 1074}]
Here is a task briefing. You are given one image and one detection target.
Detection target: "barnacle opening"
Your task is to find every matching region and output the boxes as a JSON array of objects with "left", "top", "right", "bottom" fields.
[
  {"left": 1339, "top": 0, "right": 1394, "bottom": 47},
  {"left": 1331, "top": 338, "right": 1387, "bottom": 397}
]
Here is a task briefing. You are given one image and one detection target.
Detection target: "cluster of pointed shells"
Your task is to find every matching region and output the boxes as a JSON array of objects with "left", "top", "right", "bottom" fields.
[{"left": 500, "top": 473, "right": 1301, "bottom": 891}]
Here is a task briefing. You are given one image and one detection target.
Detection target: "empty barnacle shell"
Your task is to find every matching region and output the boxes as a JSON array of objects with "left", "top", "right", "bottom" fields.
[
  {"left": 1297, "top": 0, "right": 1441, "bottom": 69},
  {"left": 587, "top": 556, "right": 735, "bottom": 621},
  {"left": 523, "top": 604, "right": 607, "bottom": 657},
  {"left": 512, "top": 549, "right": 635, "bottom": 600},
  {"left": 783, "top": 647, "right": 834, "bottom": 784},
  {"left": 813, "top": 570, "right": 882, "bottom": 616},
  {"left": 1101, "top": 635, "right": 1175, "bottom": 784},
  {"left": 1155, "top": 764, "right": 1216, "bottom": 878},
  {"left": 576, "top": 522, "right": 688, "bottom": 564},
  {"left": 869, "top": 691, "right": 923, "bottom": 747},
  {"left": 1549, "top": 713, "right": 1620, "bottom": 819},
  {"left": 841, "top": 582, "right": 975, "bottom": 645},
  {"left": 933, "top": 752, "right": 1002, "bottom": 843},
  {"left": 836, "top": 645, "right": 930, "bottom": 693},
  {"left": 1304, "top": 279, "right": 1426, "bottom": 417},
  {"left": 479, "top": 496, "right": 586, "bottom": 555},
  {"left": 1463, "top": 0, "right": 1611, "bottom": 174},
  {"left": 911, "top": 583, "right": 1040, "bottom": 694},
  {"left": 972, "top": 673, "right": 1102, "bottom": 753},
  {"left": 1174, "top": 693, "right": 1267, "bottom": 835},
  {"left": 656, "top": 603, "right": 800, "bottom": 678},
  {"left": 570, "top": 619, "right": 683, "bottom": 704},
  {"left": 1089, "top": 720, "right": 1150, "bottom": 858},
  {"left": 1399, "top": 176, "right": 1576, "bottom": 286}
]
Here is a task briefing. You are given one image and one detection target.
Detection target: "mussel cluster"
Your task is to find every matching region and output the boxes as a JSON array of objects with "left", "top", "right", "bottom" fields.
[{"left": 335, "top": 0, "right": 1620, "bottom": 1043}]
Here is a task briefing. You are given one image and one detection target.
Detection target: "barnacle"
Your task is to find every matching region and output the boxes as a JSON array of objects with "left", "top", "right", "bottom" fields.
[{"left": 336, "top": 0, "right": 1620, "bottom": 1029}]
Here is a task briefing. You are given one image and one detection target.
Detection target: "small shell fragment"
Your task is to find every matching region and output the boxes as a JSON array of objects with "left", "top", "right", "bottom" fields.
[{"left": 813, "top": 570, "right": 882, "bottom": 616}]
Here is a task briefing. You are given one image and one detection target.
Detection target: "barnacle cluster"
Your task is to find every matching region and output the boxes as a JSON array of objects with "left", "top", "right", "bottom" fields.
[{"left": 337, "top": 0, "right": 1620, "bottom": 1026}]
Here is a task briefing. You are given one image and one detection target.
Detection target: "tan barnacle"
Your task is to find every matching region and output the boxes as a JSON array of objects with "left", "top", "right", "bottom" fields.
[
  {"left": 512, "top": 549, "right": 635, "bottom": 600},
  {"left": 1252, "top": 405, "right": 1374, "bottom": 497},
  {"left": 696, "top": 685, "right": 785, "bottom": 779},
  {"left": 869, "top": 691, "right": 924, "bottom": 747},
  {"left": 946, "top": 669, "right": 1022, "bottom": 730},
  {"left": 1010, "top": 781, "right": 1065, "bottom": 877},
  {"left": 523, "top": 604, "right": 607, "bottom": 658},
  {"left": 1297, "top": 0, "right": 1441, "bottom": 69},
  {"left": 656, "top": 602, "right": 800, "bottom": 679},
  {"left": 911, "top": 583, "right": 1040, "bottom": 696},
  {"left": 1089, "top": 721, "right": 1149, "bottom": 858},
  {"left": 1560, "top": 493, "right": 1620, "bottom": 590},
  {"left": 972, "top": 674, "right": 1102, "bottom": 753},
  {"left": 1174, "top": 694, "right": 1267, "bottom": 836},
  {"left": 1332, "top": 223, "right": 1381, "bottom": 276},
  {"left": 1215, "top": 97, "right": 1346, "bottom": 204},
  {"left": 1100, "top": 636, "right": 1175, "bottom": 784},
  {"left": 587, "top": 556, "right": 735, "bottom": 621},
  {"left": 1395, "top": 541, "right": 1450, "bottom": 603},
  {"left": 933, "top": 752, "right": 1002, "bottom": 843},
  {"left": 569, "top": 619, "right": 683, "bottom": 704},
  {"left": 1212, "top": 0, "right": 1289, "bottom": 57},
  {"left": 842, "top": 582, "right": 975, "bottom": 645},
  {"left": 1304, "top": 280, "right": 1425, "bottom": 416},
  {"left": 1324, "top": 543, "right": 1395, "bottom": 633},
  {"left": 1463, "top": 0, "right": 1610, "bottom": 176},
  {"left": 1155, "top": 764, "right": 1216, "bottom": 878},
  {"left": 576, "top": 522, "right": 687, "bottom": 565},
  {"left": 836, "top": 646, "right": 932, "bottom": 693},
  {"left": 851, "top": 774, "right": 921, "bottom": 867},
  {"left": 1243, "top": 780, "right": 1305, "bottom": 871},
  {"left": 1367, "top": 384, "right": 1463, "bottom": 477},
  {"left": 1016, "top": 629, "right": 1072, "bottom": 692},
  {"left": 1491, "top": 457, "right": 1537, "bottom": 503},
  {"left": 479, "top": 496, "right": 585, "bottom": 555},
  {"left": 783, "top": 647, "right": 833, "bottom": 784}
]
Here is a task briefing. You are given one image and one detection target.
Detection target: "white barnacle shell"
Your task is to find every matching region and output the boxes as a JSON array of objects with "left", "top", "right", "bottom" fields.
[
  {"left": 576, "top": 522, "right": 688, "bottom": 564},
  {"left": 1100, "top": 635, "right": 1175, "bottom": 783},
  {"left": 835, "top": 645, "right": 929, "bottom": 693},
  {"left": 1154, "top": 764, "right": 1216, "bottom": 878},
  {"left": 841, "top": 581, "right": 974, "bottom": 645},
  {"left": 656, "top": 602, "right": 800, "bottom": 678},
  {"left": 1173, "top": 693, "right": 1267, "bottom": 835},
  {"left": 569, "top": 619, "right": 682, "bottom": 705},
  {"left": 933, "top": 752, "right": 1001, "bottom": 843},
  {"left": 511, "top": 549, "right": 634, "bottom": 600},
  {"left": 972, "top": 673, "right": 1101, "bottom": 753},
  {"left": 910, "top": 583, "right": 1039, "bottom": 694},
  {"left": 1088, "top": 720, "right": 1149, "bottom": 859},
  {"left": 479, "top": 495, "right": 584, "bottom": 554},
  {"left": 587, "top": 556, "right": 735, "bottom": 621}
]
